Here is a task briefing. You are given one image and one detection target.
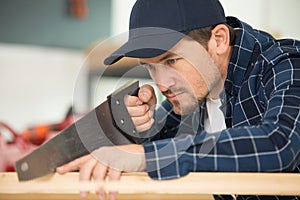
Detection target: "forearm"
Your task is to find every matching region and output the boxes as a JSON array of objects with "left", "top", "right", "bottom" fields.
[{"left": 143, "top": 123, "right": 300, "bottom": 180}]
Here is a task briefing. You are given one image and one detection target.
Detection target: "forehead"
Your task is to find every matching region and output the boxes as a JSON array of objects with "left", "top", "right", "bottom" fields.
[{"left": 139, "top": 38, "right": 207, "bottom": 64}]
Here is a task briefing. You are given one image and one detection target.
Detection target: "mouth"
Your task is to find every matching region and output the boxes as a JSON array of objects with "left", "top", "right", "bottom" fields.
[{"left": 165, "top": 92, "right": 183, "bottom": 101}]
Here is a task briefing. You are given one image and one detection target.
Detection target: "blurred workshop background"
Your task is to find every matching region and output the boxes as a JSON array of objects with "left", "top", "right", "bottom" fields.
[{"left": 0, "top": 0, "right": 300, "bottom": 137}]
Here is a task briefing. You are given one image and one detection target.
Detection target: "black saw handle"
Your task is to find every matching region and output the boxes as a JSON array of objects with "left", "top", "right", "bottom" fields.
[{"left": 108, "top": 80, "right": 143, "bottom": 143}]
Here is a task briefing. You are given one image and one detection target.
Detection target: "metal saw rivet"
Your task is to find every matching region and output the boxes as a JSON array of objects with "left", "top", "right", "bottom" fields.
[
  {"left": 21, "top": 162, "right": 29, "bottom": 172},
  {"left": 120, "top": 119, "right": 124, "bottom": 124},
  {"left": 116, "top": 100, "right": 120, "bottom": 105}
]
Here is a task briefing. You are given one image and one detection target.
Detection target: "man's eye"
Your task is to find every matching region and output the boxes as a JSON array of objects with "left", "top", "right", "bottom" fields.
[{"left": 167, "top": 59, "right": 177, "bottom": 65}]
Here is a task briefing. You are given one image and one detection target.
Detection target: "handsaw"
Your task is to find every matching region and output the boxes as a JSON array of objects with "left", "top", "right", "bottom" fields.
[{"left": 15, "top": 80, "right": 144, "bottom": 181}]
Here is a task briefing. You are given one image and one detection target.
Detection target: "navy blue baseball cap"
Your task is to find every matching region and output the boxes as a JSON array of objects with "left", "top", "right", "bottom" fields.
[{"left": 104, "top": 0, "right": 226, "bottom": 65}]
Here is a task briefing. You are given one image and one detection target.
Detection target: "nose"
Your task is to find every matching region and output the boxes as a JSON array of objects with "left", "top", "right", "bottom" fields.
[
  {"left": 157, "top": 84, "right": 168, "bottom": 93},
  {"left": 148, "top": 65, "right": 176, "bottom": 92}
]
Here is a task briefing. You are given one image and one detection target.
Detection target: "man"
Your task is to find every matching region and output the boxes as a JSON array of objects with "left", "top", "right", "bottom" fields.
[{"left": 57, "top": 0, "right": 300, "bottom": 199}]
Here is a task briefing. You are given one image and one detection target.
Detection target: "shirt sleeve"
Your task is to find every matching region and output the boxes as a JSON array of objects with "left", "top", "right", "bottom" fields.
[{"left": 142, "top": 57, "right": 300, "bottom": 180}]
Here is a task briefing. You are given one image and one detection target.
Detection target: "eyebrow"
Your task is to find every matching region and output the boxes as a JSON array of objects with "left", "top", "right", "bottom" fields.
[
  {"left": 158, "top": 53, "right": 176, "bottom": 63},
  {"left": 139, "top": 52, "right": 177, "bottom": 65}
]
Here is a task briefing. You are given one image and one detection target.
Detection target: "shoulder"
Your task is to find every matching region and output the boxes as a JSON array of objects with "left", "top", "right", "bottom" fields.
[
  {"left": 260, "top": 39, "right": 300, "bottom": 67},
  {"left": 256, "top": 39, "right": 300, "bottom": 97},
  {"left": 258, "top": 39, "right": 300, "bottom": 87}
]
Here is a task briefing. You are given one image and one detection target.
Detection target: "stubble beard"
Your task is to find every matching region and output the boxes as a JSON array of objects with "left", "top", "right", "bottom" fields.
[{"left": 168, "top": 91, "right": 203, "bottom": 115}]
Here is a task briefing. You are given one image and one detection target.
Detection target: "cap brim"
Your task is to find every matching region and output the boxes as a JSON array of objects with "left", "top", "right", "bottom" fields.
[{"left": 104, "top": 28, "right": 186, "bottom": 65}]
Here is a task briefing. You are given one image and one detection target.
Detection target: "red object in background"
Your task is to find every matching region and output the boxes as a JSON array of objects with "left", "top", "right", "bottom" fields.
[
  {"left": 0, "top": 122, "right": 37, "bottom": 172},
  {"left": 21, "top": 107, "right": 74, "bottom": 145},
  {"left": 0, "top": 107, "right": 75, "bottom": 172},
  {"left": 69, "top": 0, "right": 89, "bottom": 19}
]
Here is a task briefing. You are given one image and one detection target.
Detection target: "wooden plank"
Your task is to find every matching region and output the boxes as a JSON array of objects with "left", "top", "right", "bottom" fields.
[
  {"left": 0, "top": 194, "right": 212, "bottom": 200},
  {"left": 1, "top": 172, "right": 300, "bottom": 199},
  {"left": 0, "top": 172, "right": 213, "bottom": 200}
]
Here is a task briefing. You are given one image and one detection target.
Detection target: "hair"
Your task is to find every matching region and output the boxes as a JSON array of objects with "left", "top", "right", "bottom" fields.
[{"left": 187, "top": 23, "right": 236, "bottom": 49}]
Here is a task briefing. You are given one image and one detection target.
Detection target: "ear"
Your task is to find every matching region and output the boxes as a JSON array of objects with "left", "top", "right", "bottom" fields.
[{"left": 210, "top": 24, "right": 231, "bottom": 55}]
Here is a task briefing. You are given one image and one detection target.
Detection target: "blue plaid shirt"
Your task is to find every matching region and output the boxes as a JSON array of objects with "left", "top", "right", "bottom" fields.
[{"left": 142, "top": 17, "right": 300, "bottom": 199}]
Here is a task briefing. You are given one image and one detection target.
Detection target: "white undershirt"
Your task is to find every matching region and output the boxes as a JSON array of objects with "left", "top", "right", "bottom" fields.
[{"left": 204, "top": 98, "right": 226, "bottom": 133}]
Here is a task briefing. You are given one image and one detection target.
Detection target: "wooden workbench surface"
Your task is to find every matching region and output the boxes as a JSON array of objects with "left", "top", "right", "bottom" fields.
[{"left": 1, "top": 172, "right": 300, "bottom": 199}]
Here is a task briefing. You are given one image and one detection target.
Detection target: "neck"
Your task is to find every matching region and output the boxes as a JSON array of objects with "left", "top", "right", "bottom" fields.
[
  {"left": 207, "top": 46, "right": 233, "bottom": 99},
  {"left": 220, "top": 45, "right": 233, "bottom": 81}
]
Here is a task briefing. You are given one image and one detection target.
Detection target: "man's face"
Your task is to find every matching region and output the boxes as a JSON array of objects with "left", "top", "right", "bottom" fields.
[{"left": 140, "top": 38, "right": 223, "bottom": 115}]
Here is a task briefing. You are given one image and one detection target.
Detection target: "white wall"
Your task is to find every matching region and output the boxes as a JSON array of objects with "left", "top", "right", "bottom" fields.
[
  {"left": 0, "top": 44, "right": 86, "bottom": 132},
  {"left": 220, "top": 0, "right": 300, "bottom": 39},
  {"left": 111, "top": 0, "right": 136, "bottom": 36},
  {"left": 267, "top": 0, "right": 300, "bottom": 39}
]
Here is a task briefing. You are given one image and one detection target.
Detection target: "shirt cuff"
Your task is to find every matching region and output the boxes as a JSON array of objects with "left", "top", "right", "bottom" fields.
[{"left": 142, "top": 138, "right": 190, "bottom": 180}]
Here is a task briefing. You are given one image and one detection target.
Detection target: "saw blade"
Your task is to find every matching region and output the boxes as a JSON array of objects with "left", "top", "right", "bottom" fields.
[{"left": 15, "top": 80, "right": 142, "bottom": 181}]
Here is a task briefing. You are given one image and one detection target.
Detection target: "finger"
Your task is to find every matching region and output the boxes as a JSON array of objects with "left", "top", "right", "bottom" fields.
[
  {"left": 130, "top": 110, "right": 154, "bottom": 127},
  {"left": 124, "top": 95, "right": 143, "bottom": 107},
  {"left": 126, "top": 104, "right": 150, "bottom": 117},
  {"left": 56, "top": 155, "right": 90, "bottom": 174},
  {"left": 79, "top": 158, "right": 98, "bottom": 198},
  {"left": 136, "top": 118, "right": 155, "bottom": 132},
  {"left": 79, "top": 157, "right": 98, "bottom": 181},
  {"left": 138, "top": 84, "right": 155, "bottom": 103},
  {"left": 93, "top": 164, "right": 109, "bottom": 200},
  {"left": 108, "top": 169, "right": 121, "bottom": 200}
]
